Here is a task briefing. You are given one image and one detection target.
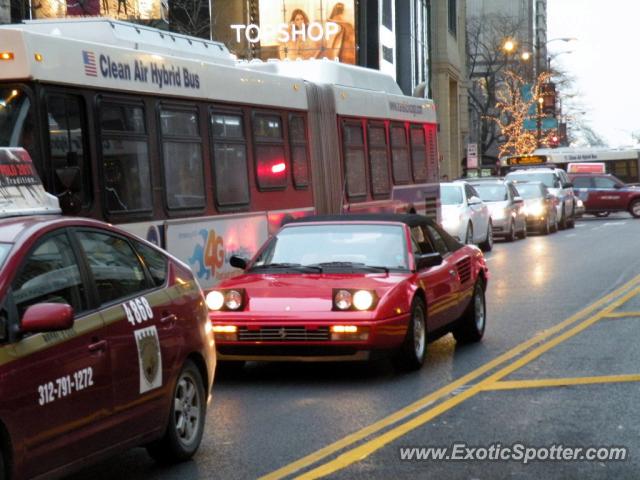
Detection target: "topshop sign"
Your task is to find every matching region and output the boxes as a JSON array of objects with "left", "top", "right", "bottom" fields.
[{"left": 230, "top": 22, "right": 341, "bottom": 43}]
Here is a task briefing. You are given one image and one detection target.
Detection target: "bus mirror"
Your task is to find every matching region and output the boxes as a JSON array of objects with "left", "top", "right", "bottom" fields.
[
  {"left": 58, "top": 191, "right": 82, "bottom": 215},
  {"left": 56, "top": 166, "right": 81, "bottom": 192}
]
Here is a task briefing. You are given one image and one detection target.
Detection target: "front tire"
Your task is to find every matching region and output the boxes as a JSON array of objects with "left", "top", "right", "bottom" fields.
[
  {"left": 479, "top": 221, "right": 493, "bottom": 252},
  {"left": 393, "top": 297, "right": 427, "bottom": 371},
  {"left": 629, "top": 199, "right": 640, "bottom": 218},
  {"left": 147, "top": 360, "right": 206, "bottom": 463},
  {"left": 518, "top": 222, "right": 527, "bottom": 239},
  {"left": 506, "top": 219, "right": 516, "bottom": 242},
  {"left": 453, "top": 280, "right": 486, "bottom": 344},
  {"left": 465, "top": 223, "right": 474, "bottom": 245},
  {"left": 559, "top": 204, "right": 567, "bottom": 229}
]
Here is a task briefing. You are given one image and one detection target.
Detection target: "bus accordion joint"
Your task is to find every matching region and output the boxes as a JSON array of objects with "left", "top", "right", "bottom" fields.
[{"left": 0, "top": 52, "right": 15, "bottom": 61}]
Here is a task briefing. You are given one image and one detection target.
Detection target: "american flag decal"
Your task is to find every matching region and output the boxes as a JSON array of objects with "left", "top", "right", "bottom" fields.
[{"left": 83, "top": 51, "right": 97, "bottom": 77}]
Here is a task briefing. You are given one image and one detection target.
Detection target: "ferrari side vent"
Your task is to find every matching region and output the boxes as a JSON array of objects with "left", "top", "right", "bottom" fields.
[{"left": 456, "top": 257, "right": 472, "bottom": 285}]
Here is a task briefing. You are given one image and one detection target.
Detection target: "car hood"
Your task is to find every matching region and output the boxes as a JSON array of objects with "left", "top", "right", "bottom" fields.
[
  {"left": 440, "top": 204, "right": 463, "bottom": 216},
  {"left": 216, "top": 273, "right": 409, "bottom": 312}
]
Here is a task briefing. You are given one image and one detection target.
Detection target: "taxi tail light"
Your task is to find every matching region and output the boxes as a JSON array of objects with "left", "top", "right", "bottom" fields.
[
  {"left": 212, "top": 324, "right": 238, "bottom": 341},
  {"left": 330, "top": 325, "right": 370, "bottom": 341}
]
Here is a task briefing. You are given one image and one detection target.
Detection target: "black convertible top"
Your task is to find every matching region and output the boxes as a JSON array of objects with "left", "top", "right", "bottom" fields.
[{"left": 285, "top": 213, "right": 437, "bottom": 228}]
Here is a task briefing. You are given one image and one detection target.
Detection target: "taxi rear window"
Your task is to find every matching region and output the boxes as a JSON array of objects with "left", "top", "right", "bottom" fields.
[{"left": 0, "top": 243, "right": 10, "bottom": 267}]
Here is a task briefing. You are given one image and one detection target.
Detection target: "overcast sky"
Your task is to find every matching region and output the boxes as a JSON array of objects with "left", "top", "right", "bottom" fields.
[{"left": 547, "top": 0, "right": 640, "bottom": 147}]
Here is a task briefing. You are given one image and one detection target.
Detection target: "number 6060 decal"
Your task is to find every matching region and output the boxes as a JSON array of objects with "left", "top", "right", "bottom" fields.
[{"left": 123, "top": 297, "right": 153, "bottom": 326}]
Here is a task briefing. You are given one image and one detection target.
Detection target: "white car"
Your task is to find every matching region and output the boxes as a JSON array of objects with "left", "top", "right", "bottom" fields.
[
  {"left": 439, "top": 182, "right": 493, "bottom": 251},
  {"left": 505, "top": 167, "right": 576, "bottom": 229}
]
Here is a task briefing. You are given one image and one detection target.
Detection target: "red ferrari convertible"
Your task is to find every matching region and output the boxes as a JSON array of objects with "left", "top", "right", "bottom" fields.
[{"left": 208, "top": 214, "right": 489, "bottom": 371}]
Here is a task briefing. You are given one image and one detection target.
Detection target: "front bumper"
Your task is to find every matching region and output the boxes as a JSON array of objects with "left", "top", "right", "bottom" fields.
[{"left": 211, "top": 313, "right": 411, "bottom": 362}]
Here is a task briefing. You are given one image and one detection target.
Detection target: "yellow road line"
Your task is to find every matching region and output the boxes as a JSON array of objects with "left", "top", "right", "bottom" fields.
[
  {"left": 294, "top": 284, "right": 640, "bottom": 480},
  {"left": 486, "top": 374, "right": 640, "bottom": 391},
  {"left": 604, "top": 311, "right": 640, "bottom": 318},
  {"left": 259, "top": 273, "right": 640, "bottom": 480}
]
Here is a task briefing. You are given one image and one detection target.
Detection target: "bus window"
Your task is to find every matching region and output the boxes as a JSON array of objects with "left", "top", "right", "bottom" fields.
[
  {"left": 253, "top": 114, "right": 287, "bottom": 190},
  {"left": 390, "top": 124, "right": 410, "bottom": 184},
  {"left": 45, "top": 92, "right": 91, "bottom": 209},
  {"left": 211, "top": 112, "right": 249, "bottom": 207},
  {"left": 289, "top": 115, "right": 309, "bottom": 189},
  {"left": 99, "top": 102, "right": 152, "bottom": 213},
  {"left": 342, "top": 122, "right": 367, "bottom": 199},
  {"left": 0, "top": 87, "right": 36, "bottom": 159},
  {"left": 159, "top": 107, "right": 205, "bottom": 210},
  {"left": 367, "top": 123, "right": 390, "bottom": 197},
  {"left": 410, "top": 125, "right": 427, "bottom": 182}
]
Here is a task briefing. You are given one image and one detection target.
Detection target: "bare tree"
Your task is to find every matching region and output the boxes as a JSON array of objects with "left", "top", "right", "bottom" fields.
[
  {"left": 168, "top": 0, "right": 210, "bottom": 39},
  {"left": 466, "top": 14, "right": 530, "bottom": 164}
]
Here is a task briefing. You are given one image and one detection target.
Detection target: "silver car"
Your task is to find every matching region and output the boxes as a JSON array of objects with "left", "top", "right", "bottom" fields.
[{"left": 470, "top": 180, "right": 527, "bottom": 241}]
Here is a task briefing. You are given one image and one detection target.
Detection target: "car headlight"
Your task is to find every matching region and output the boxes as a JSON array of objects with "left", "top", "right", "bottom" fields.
[
  {"left": 353, "top": 290, "right": 374, "bottom": 310},
  {"left": 334, "top": 289, "right": 353, "bottom": 310},
  {"left": 490, "top": 207, "right": 507, "bottom": 220},
  {"left": 205, "top": 290, "right": 224, "bottom": 310},
  {"left": 525, "top": 202, "right": 544, "bottom": 217},
  {"left": 577, "top": 198, "right": 584, "bottom": 208},
  {"left": 206, "top": 289, "right": 245, "bottom": 311},
  {"left": 333, "top": 289, "right": 377, "bottom": 311}
]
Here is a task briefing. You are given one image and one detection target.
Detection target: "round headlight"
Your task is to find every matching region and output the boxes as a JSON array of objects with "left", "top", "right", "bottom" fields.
[
  {"left": 206, "top": 290, "right": 225, "bottom": 311},
  {"left": 334, "top": 290, "right": 352, "bottom": 310},
  {"left": 225, "top": 290, "right": 243, "bottom": 310},
  {"left": 353, "top": 290, "right": 374, "bottom": 310}
]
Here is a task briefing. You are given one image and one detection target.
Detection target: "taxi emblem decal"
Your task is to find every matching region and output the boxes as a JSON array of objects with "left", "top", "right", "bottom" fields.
[{"left": 135, "top": 326, "right": 163, "bottom": 393}]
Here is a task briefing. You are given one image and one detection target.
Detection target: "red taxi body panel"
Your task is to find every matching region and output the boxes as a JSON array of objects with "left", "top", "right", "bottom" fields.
[
  {"left": 0, "top": 216, "right": 216, "bottom": 480},
  {"left": 209, "top": 216, "right": 488, "bottom": 362}
]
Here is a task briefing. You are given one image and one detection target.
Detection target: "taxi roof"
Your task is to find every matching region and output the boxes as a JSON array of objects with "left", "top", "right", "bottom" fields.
[{"left": 285, "top": 213, "right": 436, "bottom": 229}]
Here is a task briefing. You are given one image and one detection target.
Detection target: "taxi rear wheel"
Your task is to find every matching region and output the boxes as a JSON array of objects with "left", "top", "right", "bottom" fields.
[
  {"left": 453, "top": 280, "right": 486, "bottom": 344},
  {"left": 393, "top": 297, "right": 427, "bottom": 372},
  {"left": 147, "top": 360, "right": 206, "bottom": 463}
]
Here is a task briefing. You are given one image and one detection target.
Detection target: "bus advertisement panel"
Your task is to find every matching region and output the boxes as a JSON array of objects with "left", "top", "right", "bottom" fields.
[
  {"left": 34, "top": 0, "right": 166, "bottom": 21},
  {"left": 212, "top": 0, "right": 356, "bottom": 63}
]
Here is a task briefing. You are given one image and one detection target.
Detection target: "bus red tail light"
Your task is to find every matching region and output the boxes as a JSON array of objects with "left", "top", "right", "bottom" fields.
[{"left": 0, "top": 52, "right": 14, "bottom": 61}]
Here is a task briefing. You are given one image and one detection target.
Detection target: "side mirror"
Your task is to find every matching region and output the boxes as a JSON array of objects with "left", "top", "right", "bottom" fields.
[
  {"left": 21, "top": 303, "right": 74, "bottom": 333},
  {"left": 562, "top": 182, "right": 573, "bottom": 189},
  {"left": 415, "top": 252, "right": 443, "bottom": 270},
  {"left": 613, "top": 183, "right": 623, "bottom": 189},
  {"left": 513, "top": 196, "right": 524, "bottom": 204},
  {"left": 468, "top": 196, "right": 482, "bottom": 206},
  {"left": 229, "top": 255, "right": 248, "bottom": 270}
]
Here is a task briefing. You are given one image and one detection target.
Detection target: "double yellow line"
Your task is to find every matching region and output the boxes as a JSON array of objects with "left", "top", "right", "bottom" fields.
[{"left": 260, "top": 273, "right": 640, "bottom": 480}]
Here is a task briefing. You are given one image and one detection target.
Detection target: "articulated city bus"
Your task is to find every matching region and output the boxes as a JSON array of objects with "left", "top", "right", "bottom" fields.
[
  {"left": 501, "top": 147, "right": 640, "bottom": 183},
  {"left": 0, "top": 19, "right": 439, "bottom": 287}
]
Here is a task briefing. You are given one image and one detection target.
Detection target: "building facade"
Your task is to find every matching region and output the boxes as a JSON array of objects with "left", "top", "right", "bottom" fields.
[{"left": 430, "top": 0, "right": 468, "bottom": 179}]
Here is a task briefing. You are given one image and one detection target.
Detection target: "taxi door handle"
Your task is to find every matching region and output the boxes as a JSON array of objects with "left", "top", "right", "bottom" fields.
[
  {"left": 160, "top": 313, "right": 177, "bottom": 326},
  {"left": 88, "top": 339, "right": 107, "bottom": 353}
]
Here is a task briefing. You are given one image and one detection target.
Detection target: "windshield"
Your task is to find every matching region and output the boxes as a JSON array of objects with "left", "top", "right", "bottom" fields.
[
  {"left": 506, "top": 172, "right": 556, "bottom": 188},
  {"left": 440, "top": 185, "right": 463, "bottom": 205},
  {"left": 473, "top": 184, "right": 507, "bottom": 202},
  {"left": 0, "top": 87, "right": 33, "bottom": 150},
  {"left": 0, "top": 243, "right": 11, "bottom": 268},
  {"left": 514, "top": 183, "right": 544, "bottom": 199},
  {"left": 253, "top": 224, "right": 409, "bottom": 270}
]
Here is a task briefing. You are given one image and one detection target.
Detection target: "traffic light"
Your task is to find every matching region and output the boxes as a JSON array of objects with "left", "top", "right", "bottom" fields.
[{"left": 549, "top": 134, "right": 559, "bottom": 148}]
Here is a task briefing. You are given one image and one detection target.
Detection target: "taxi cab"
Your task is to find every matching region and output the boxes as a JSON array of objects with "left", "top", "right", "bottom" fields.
[
  {"left": 0, "top": 149, "right": 216, "bottom": 480},
  {"left": 208, "top": 214, "right": 489, "bottom": 372}
]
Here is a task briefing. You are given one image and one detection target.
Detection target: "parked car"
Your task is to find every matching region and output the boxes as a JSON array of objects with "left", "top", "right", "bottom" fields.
[
  {"left": 505, "top": 166, "right": 576, "bottom": 229},
  {"left": 470, "top": 180, "right": 527, "bottom": 241},
  {"left": 512, "top": 181, "right": 558, "bottom": 234},
  {"left": 569, "top": 172, "right": 640, "bottom": 218},
  {"left": 439, "top": 182, "right": 493, "bottom": 251},
  {"left": 208, "top": 214, "right": 489, "bottom": 372},
  {"left": 0, "top": 148, "right": 216, "bottom": 480}
]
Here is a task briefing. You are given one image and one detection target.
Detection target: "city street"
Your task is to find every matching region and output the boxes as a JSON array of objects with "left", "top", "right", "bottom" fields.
[{"left": 69, "top": 213, "right": 640, "bottom": 480}]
